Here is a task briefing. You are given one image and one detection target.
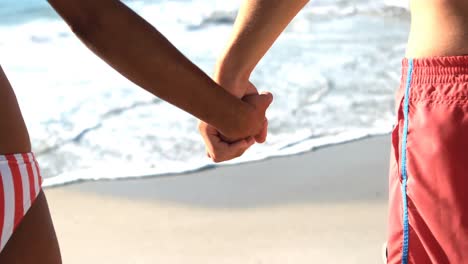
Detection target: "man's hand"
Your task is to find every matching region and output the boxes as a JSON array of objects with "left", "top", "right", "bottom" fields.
[
  {"left": 198, "top": 81, "right": 272, "bottom": 163},
  {"left": 198, "top": 121, "right": 256, "bottom": 163},
  {"left": 196, "top": 0, "right": 307, "bottom": 162}
]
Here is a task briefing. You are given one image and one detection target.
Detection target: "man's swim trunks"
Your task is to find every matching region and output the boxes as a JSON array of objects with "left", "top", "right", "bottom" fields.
[{"left": 387, "top": 56, "right": 468, "bottom": 263}]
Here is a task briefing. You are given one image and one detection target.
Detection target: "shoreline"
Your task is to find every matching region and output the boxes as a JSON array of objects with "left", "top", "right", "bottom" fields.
[
  {"left": 45, "top": 135, "right": 391, "bottom": 263},
  {"left": 42, "top": 132, "right": 391, "bottom": 190}
]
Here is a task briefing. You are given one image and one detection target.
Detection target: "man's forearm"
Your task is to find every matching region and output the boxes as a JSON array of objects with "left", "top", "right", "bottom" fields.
[
  {"left": 46, "top": 0, "right": 251, "bottom": 137},
  {"left": 216, "top": 0, "right": 309, "bottom": 83}
]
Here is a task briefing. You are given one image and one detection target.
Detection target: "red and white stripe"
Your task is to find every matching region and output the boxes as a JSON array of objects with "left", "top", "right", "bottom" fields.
[{"left": 0, "top": 153, "right": 42, "bottom": 252}]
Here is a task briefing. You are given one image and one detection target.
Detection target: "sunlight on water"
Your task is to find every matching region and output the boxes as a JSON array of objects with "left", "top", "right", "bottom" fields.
[{"left": 1, "top": 0, "right": 410, "bottom": 185}]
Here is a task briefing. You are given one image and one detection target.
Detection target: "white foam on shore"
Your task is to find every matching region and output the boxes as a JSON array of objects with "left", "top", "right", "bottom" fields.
[
  {"left": 384, "top": 0, "right": 409, "bottom": 9},
  {"left": 2, "top": 0, "right": 406, "bottom": 187},
  {"left": 43, "top": 128, "right": 391, "bottom": 188}
]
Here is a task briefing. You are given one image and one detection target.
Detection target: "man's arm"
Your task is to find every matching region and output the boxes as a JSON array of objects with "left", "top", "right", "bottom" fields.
[
  {"left": 215, "top": 0, "right": 309, "bottom": 91},
  {"left": 199, "top": 0, "right": 308, "bottom": 162},
  {"left": 46, "top": 0, "right": 269, "bottom": 140}
]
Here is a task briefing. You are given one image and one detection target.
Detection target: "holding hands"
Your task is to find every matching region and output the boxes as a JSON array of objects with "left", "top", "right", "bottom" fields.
[
  {"left": 198, "top": 0, "right": 308, "bottom": 162},
  {"left": 198, "top": 72, "right": 272, "bottom": 163},
  {"left": 50, "top": 0, "right": 303, "bottom": 164}
]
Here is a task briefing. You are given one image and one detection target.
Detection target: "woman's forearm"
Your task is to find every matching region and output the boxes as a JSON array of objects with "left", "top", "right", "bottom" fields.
[
  {"left": 46, "top": 0, "right": 253, "bottom": 137},
  {"left": 216, "top": 0, "right": 309, "bottom": 84}
]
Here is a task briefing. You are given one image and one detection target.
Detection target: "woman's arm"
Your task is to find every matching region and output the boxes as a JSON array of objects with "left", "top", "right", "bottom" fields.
[
  {"left": 215, "top": 0, "right": 309, "bottom": 93},
  {"left": 46, "top": 0, "right": 270, "bottom": 140}
]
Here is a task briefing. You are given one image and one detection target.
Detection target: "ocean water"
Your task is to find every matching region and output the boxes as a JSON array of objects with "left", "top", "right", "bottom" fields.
[{"left": 0, "top": 0, "right": 410, "bottom": 187}]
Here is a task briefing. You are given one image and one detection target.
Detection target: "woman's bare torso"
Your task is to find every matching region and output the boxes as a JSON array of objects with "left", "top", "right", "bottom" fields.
[{"left": 0, "top": 67, "right": 31, "bottom": 154}]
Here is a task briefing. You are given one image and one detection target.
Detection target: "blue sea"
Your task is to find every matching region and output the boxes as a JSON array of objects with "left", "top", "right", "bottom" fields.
[{"left": 0, "top": 0, "right": 409, "bottom": 187}]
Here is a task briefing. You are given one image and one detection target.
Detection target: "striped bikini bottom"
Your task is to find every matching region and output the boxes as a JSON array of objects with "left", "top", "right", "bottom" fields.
[{"left": 0, "top": 153, "right": 42, "bottom": 252}]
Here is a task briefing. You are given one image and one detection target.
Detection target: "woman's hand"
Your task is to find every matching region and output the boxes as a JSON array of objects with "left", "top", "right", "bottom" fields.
[
  {"left": 198, "top": 91, "right": 271, "bottom": 163},
  {"left": 198, "top": 74, "right": 270, "bottom": 163}
]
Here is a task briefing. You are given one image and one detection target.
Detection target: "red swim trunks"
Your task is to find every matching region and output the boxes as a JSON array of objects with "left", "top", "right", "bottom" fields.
[
  {"left": 387, "top": 56, "right": 468, "bottom": 263},
  {"left": 0, "top": 153, "right": 43, "bottom": 252}
]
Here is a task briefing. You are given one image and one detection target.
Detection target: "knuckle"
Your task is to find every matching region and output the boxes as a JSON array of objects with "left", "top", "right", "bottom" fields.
[
  {"left": 236, "top": 147, "right": 248, "bottom": 157},
  {"left": 197, "top": 122, "right": 204, "bottom": 132},
  {"left": 232, "top": 151, "right": 242, "bottom": 159},
  {"left": 212, "top": 157, "right": 223, "bottom": 163},
  {"left": 211, "top": 154, "right": 222, "bottom": 163}
]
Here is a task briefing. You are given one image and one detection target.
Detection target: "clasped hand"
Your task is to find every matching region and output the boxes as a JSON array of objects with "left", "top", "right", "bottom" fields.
[{"left": 198, "top": 78, "right": 272, "bottom": 163}]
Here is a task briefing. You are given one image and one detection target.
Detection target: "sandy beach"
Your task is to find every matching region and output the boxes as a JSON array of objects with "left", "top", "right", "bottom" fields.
[{"left": 45, "top": 135, "right": 390, "bottom": 264}]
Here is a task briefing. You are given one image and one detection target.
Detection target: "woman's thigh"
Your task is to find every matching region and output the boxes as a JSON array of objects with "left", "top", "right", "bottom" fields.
[{"left": 0, "top": 191, "right": 62, "bottom": 264}]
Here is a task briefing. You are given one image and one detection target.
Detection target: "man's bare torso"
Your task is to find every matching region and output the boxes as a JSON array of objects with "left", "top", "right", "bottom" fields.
[{"left": 407, "top": 0, "right": 468, "bottom": 57}]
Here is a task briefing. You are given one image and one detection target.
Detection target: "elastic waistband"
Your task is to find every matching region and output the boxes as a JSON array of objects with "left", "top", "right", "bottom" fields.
[
  {"left": 400, "top": 56, "right": 468, "bottom": 102},
  {"left": 402, "top": 56, "right": 468, "bottom": 85}
]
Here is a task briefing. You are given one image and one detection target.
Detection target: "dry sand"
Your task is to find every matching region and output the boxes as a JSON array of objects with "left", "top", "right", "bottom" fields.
[{"left": 45, "top": 135, "right": 391, "bottom": 264}]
